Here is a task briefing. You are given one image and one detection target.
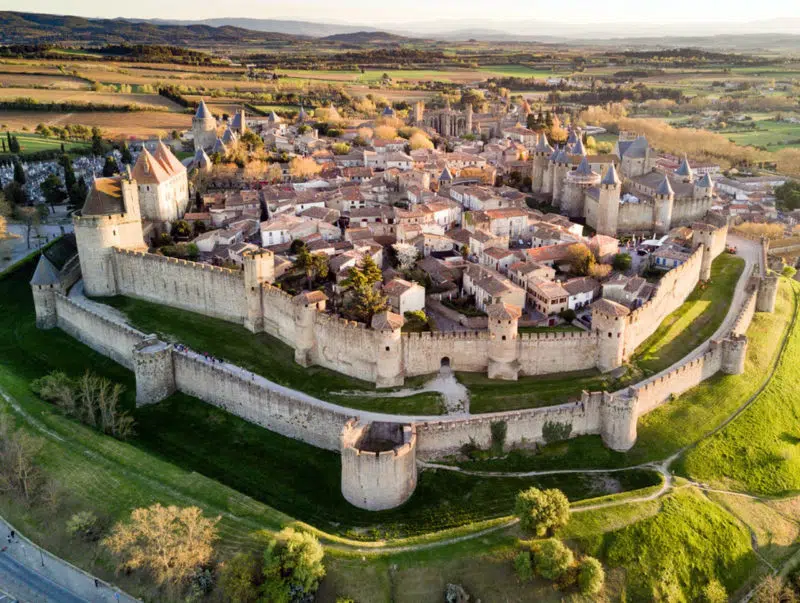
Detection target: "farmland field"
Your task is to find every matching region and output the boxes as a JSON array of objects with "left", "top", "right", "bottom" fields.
[
  {"left": 0, "top": 88, "right": 184, "bottom": 110},
  {"left": 0, "top": 110, "right": 192, "bottom": 138},
  {"left": 0, "top": 73, "right": 90, "bottom": 89},
  {"left": 723, "top": 118, "right": 800, "bottom": 151}
]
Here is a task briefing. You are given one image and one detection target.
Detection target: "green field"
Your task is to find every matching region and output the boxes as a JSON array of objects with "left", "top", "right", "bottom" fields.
[
  {"left": 454, "top": 277, "right": 796, "bottom": 472},
  {"left": 632, "top": 254, "right": 744, "bottom": 374},
  {"left": 724, "top": 118, "right": 800, "bottom": 151},
  {"left": 462, "top": 254, "right": 744, "bottom": 413},
  {"left": 0, "top": 132, "right": 89, "bottom": 156},
  {"left": 678, "top": 279, "right": 800, "bottom": 496},
  {"left": 476, "top": 64, "right": 570, "bottom": 78}
]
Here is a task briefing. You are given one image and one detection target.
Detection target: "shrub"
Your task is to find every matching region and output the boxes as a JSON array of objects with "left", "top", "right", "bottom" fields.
[
  {"left": 613, "top": 253, "right": 633, "bottom": 272},
  {"left": 559, "top": 308, "right": 577, "bottom": 322},
  {"left": 535, "top": 538, "right": 574, "bottom": 580},
  {"left": 515, "top": 487, "right": 570, "bottom": 536},
  {"left": 542, "top": 421, "right": 572, "bottom": 444},
  {"left": 490, "top": 421, "right": 507, "bottom": 455},
  {"left": 577, "top": 556, "right": 605, "bottom": 595},
  {"left": 186, "top": 567, "right": 215, "bottom": 602},
  {"left": 66, "top": 510, "right": 101, "bottom": 541},
  {"left": 782, "top": 265, "right": 797, "bottom": 279},
  {"left": 262, "top": 527, "right": 326, "bottom": 602},
  {"left": 701, "top": 579, "right": 728, "bottom": 603},
  {"left": 219, "top": 552, "right": 260, "bottom": 603},
  {"left": 513, "top": 551, "right": 534, "bottom": 583}
]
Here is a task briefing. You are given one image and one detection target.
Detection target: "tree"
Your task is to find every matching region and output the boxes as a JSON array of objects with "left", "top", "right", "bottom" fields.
[
  {"left": 409, "top": 132, "right": 433, "bottom": 150},
  {"left": 288, "top": 156, "right": 322, "bottom": 180},
  {"left": 102, "top": 155, "right": 118, "bottom": 177},
  {"left": 753, "top": 575, "right": 795, "bottom": 603},
  {"left": 40, "top": 173, "right": 66, "bottom": 211},
  {"left": 4, "top": 181, "right": 28, "bottom": 208},
  {"left": 701, "top": 579, "right": 728, "bottom": 603},
  {"left": 0, "top": 413, "right": 44, "bottom": 502},
  {"left": 613, "top": 252, "right": 632, "bottom": 272},
  {"left": 262, "top": 527, "right": 326, "bottom": 603},
  {"left": 513, "top": 551, "right": 534, "bottom": 583},
  {"left": 577, "top": 556, "right": 605, "bottom": 595},
  {"left": 69, "top": 177, "right": 88, "bottom": 209},
  {"left": 120, "top": 142, "right": 132, "bottom": 165},
  {"left": 514, "top": 487, "right": 570, "bottom": 536},
  {"left": 171, "top": 220, "right": 192, "bottom": 240},
  {"left": 331, "top": 142, "right": 351, "bottom": 155},
  {"left": 13, "top": 157, "right": 25, "bottom": 185},
  {"left": 566, "top": 243, "right": 596, "bottom": 276},
  {"left": 589, "top": 263, "right": 612, "bottom": 280},
  {"left": 15, "top": 206, "right": 40, "bottom": 249},
  {"left": 294, "top": 246, "right": 329, "bottom": 289},
  {"left": 102, "top": 504, "right": 220, "bottom": 586},
  {"left": 66, "top": 511, "right": 101, "bottom": 542},
  {"left": 782, "top": 265, "right": 797, "bottom": 279},
  {"left": 90, "top": 127, "right": 106, "bottom": 156},
  {"left": 219, "top": 553, "right": 260, "bottom": 603},
  {"left": 374, "top": 125, "right": 398, "bottom": 140},
  {"left": 775, "top": 180, "right": 800, "bottom": 211},
  {"left": 240, "top": 130, "right": 264, "bottom": 150},
  {"left": 60, "top": 154, "right": 76, "bottom": 192},
  {"left": 361, "top": 255, "right": 382, "bottom": 284},
  {"left": 342, "top": 256, "right": 387, "bottom": 323},
  {"left": 534, "top": 538, "right": 573, "bottom": 580}
]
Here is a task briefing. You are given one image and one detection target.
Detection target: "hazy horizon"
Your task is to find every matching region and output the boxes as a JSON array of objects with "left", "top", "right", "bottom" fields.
[{"left": 1, "top": 0, "right": 799, "bottom": 30}]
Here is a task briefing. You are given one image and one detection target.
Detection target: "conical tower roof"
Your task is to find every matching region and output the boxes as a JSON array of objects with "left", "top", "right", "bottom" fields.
[
  {"left": 675, "top": 155, "right": 693, "bottom": 178},
  {"left": 535, "top": 132, "right": 553, "bottom": 153},
  {"left": 570, "top": 137, "right": 587, "bottom": 156},
  {"left": 656, "top": 175, "right": 674, "bottom": 196},
  {"left": 697, "top": 172, "right": 713, "bottom": 188},
  {"left": 575, "top": 155, "right": 593, "bottom": 176},
  {"left": 195, "top": 99, "right": 212, "bottom": 120},
  {"left": 154, "top": 140, "right": 185, "bottom": 175},
  {"left": 601, "top": 162, "right": 620, "bottom": 186},
  {"left": 30, "top": 254, "right": 59, "bottom": 286}
]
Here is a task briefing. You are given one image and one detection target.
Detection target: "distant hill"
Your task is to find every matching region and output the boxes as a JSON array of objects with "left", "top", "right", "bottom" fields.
[
  {"left": 321, "top": 31, "right": 415, "bottom": 44},
  {"left": 0, "top": 11, "right": 304, "bottom": 45},
  {"left": 144, "top": 17, "right": 380, "bottom": 38}
]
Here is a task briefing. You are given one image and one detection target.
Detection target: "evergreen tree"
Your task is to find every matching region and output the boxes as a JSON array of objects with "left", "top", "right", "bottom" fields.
[
  {"left": 90, "top": 127, "right": 105, "bottom": 156},
  {"left": 40, "top": 173, "right": 66, "bottom": 211},
  {"left": 9, "top": 135, "right": 20, "bottom": 153},
  {"left": 120, "top": 142, "right": 132, "bottom": 165},
  {"left": 12, "top": 158, "right": 25, "bottom": 185},
  {"left": 102, "top": 156, "right": 118, "bottom": 177},
  {"left": 60, "top": 155, "right": 76, "bottom": 192}
]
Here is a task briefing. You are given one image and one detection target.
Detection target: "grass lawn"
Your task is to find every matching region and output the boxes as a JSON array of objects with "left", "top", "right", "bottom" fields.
[
  {"left": 677, "top": 279, "right": 800, "bottom": 496},
  {"left": 453, "top": 278, "right": 796, "bottom": 472},
  {"left": 461, "top": 254, "right": 744, "bottom": 414},
  {"left": 724, "top": 119, "right": 800, "bottom": 151},
  {"left": 0, "top": 132, "right": 89, "bottom": 157},
  {"left": 99, "top": 294, "right": 444, "bottom": 415},
  {"left": 630, "top": 253, "right": 744, "bottom": 375},
  {"left": 598, "top": 489, "right": 763, "bottom": 601}
]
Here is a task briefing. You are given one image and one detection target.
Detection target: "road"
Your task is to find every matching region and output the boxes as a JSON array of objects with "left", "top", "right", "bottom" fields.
[{"left": 0, "top": 552, "right": 85, "bottom": 603}]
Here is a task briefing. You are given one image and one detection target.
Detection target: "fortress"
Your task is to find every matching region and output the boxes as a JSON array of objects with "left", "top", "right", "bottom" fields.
[
  {"left": 531, "top": 131, "right": 716, "bottom": 237},
  {"left": 28, "top": 163, "right": 780, "bottom": 512}
]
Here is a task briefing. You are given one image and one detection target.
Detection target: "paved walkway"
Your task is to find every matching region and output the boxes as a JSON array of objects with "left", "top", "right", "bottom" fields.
[{"left": 0, "top": 518, "right": 138, "bottom": 603}]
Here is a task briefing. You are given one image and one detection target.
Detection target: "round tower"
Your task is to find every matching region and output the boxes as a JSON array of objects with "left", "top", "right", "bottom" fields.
[
  {"left": 654, "top": 175, "right": 675, "bottom": 236},
  {"left": 595, "top": 162, "right": 621, "bottom": 237},
  {"left": 531, "top": 133, "right": 553, "bottom": 193},
  {"left": 192, "top": 99, "right": 217, "bottom": 151},
  {"left": 487, "top": 302, "right": 522, "bottom": 380},
  {"left": 340, "top": 420, "right": 417, "bottom": 511},
  {"left": 757, "top": 275, "right": 779, "bottom": 313},
  {"left": 372, "top": 311, "right": 404, "bottom": 388},
  {"left": 600, "top": 390, "right": 638, "bottom": 451},
  {"left": 721, "top": 335, "right": 748, "bottom": 375},
  {"left": 551, "top": 149, "right": 570, "bottom": 206},
  {"left": 591, "top": 298, "right": 630, "bottom": 373},
  {"left": 132, "top": 336, "right": 175, "bottom": 407}
]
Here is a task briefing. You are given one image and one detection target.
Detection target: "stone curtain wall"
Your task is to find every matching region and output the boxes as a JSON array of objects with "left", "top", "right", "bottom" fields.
[
  {"left": 617, "top": 201, "right": 656, "bottom": 233},
  {"left": 54, "top": 294, "right": 146, "bottom": 370},
  {"left": 172, "top": 352, "right": 351, "bottom": 451},
  {"left": 624, "top": 245, "right": 704, "bottom": 353},
  {"left": 403, "top": 331, "right": 491, "bottom": 376},
  {"left": 113, "top": 249, "right": 248, "bottom": 324},
  {"left": 312, "top": 313, "right": 383, "bottom": 383},
  {"left": 518, "top": 330, "right": 598, "bottom": 375}
]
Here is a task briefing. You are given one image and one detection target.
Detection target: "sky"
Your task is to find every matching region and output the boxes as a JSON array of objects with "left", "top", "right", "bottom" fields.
[{"left": 1, "top": 0, "right": 798, "bottom": 26}]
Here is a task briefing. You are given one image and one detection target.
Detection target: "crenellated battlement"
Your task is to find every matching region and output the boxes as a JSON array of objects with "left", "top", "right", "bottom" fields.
[
  {"left": 518, "top": 329, "right": 595, "bottom": 342},
  {"left": 402, "top": 330, "right": 489, "bottom": 341},
  {"left": 113, "top": 247, "right": 242, "bottom": 276}
]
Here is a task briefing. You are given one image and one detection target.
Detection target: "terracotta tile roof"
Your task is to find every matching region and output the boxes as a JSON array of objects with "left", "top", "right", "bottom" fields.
[{"left": 592, "top": 298, "right": 630, "bottom": 317}]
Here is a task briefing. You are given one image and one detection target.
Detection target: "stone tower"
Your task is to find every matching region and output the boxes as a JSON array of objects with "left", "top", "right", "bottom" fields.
[
  {"left": 292, "top": 290, "right": 327, "bottom": 366},
  {"left": 693, "top": 172, "right": 714, "bottom": 201},
  {"left": 675, "top": 155, "right": 695, "bottom": 183},
  {"left": 531, "top": 133, "right": 553, "bottom": 193},
  {"left": 595, "top": 162, "right": 621, "bottom": 237},
  {"left": 192, "top": 99, "right": 217, "bottom": 151},
  {"left": 693, "top": 223, "right": 720, "bottom": 281},
  {"left": 413, "top": 101, "right": 424, "bottom": 124},
  {"left": 654, "top": 175, "right": 675, "bottom": 236},
  {"left": 542, "top": 148, "right": 557, "bottom": 196},
  {"left": 757, "top": 274, "right": 779, "bottom": 313},
  {"left": 720, "top": 335, "right": 748, "bottom": 375},
  {"left": 465, "top": 103, "right": 473, "bottom": 134},
  {"left": 132, "top": 336, "right": 176, "bottom": 406},
  {"left": 30, "top": 254, "right": 61, "bottom": 329},
  {"left": 551, "top": 148, "right": 570, "bottom": 207},
  {"left": 600, "top": 390, "right": 638, "bottom": 451},
  {"left": 372, "top": 311, "right": 404, "bottom": 388},
  {"left": 243, "top": 249, "right": 275, "bottom": 332},
  {"left": 487, "top": 302, "right": 522, "bottom": 380},
  {"left": 592, "top": 298, "right": 629, "bottom": 373},
  {"left": 73, "top": 172, "right": 147, "bottom": 297}
]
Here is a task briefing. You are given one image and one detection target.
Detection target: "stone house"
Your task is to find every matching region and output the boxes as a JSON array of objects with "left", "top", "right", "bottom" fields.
[
  {"left": 462, "top": 264, "right": 526, "bottom": 312},
  {"left": 384, "top": 278, "right": 426, "bottom": 315}
]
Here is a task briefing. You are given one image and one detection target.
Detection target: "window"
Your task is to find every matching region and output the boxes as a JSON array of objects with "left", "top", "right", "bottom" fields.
[{"left": 385, "top": 346, "right": 390, "bottom": 352}]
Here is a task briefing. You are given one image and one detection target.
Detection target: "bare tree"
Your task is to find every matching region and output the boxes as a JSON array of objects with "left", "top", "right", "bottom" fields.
[{"left": 0, "top": 414, "right": 44, "bottom": 502}]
